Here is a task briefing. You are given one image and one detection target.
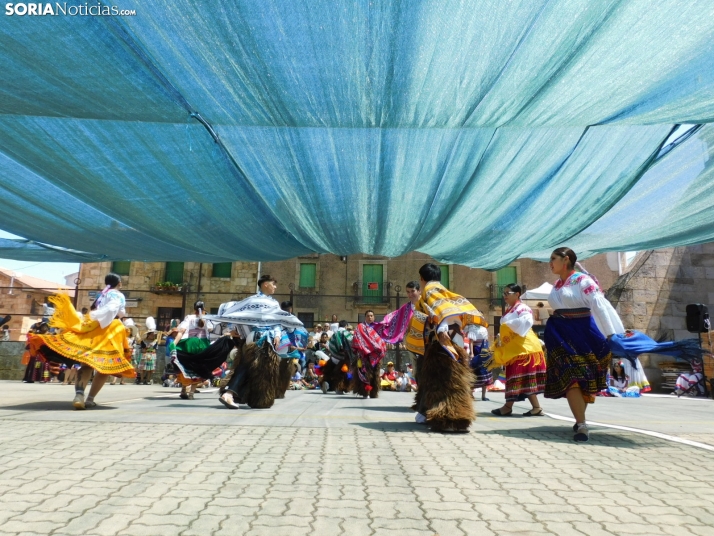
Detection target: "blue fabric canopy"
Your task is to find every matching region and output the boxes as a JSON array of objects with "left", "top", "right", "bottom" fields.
[{"left": 1, "top": 1, "right": 714, "bottom": 268}]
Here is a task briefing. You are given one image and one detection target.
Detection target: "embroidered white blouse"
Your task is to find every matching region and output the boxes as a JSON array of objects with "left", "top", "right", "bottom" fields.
[
  {"left": 547, "top": 272, "right": 624, "bottom": 337},
  {"left": 501, "top": 302, "right": 534, "bottom": 338},
  {"left": 178, "top": 315, "right": 214, "bottom": 340},
  {"left": 90, "top": 289, "right": 126, "bottom": 329}
]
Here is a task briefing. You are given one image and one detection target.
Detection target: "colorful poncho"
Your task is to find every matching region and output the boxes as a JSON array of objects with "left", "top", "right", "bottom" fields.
[
  {"left": 328, "top": 330, "right": 355, "bottom": 361},
  {"left": 352, "top": 323, "right": 386, "bottom": 363},
  {"left": 370, "top": 302, "right": 413, "bottom": 344},
  {"left": 407, "top": 282, "right": 486, "bottom": 357}
]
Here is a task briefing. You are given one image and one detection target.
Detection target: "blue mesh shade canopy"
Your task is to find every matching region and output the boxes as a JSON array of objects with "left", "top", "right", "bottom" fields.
[{"left": 1, "top": 1, "right": 714, "bottom": 268}]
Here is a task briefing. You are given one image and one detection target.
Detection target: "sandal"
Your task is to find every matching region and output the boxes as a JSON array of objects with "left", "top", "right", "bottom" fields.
[
  {"left": 490, "top": 408, "right": 513, "bottom": 416},
  {"left": 523, "top": 408, "right": 544, "bottom": 417}
]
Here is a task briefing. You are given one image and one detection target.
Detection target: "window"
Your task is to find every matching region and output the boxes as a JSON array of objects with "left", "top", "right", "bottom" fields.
[
  {"left": 210, "top": 307, "right": 219, "bottom": 314},
  {"left": 494, "top": 266, "right": 517, "bottom": 308},
  {"left": 212, "top": 262, "right": 232, "bottom": 278},
  {"left": 164, "top": 262, "right": 184, "bottom": 285},
  {"left": 297, "top": 312, "right": 314, "bottom": 328},
  {"left": 496, "top": 266, "right": 517, "bottom": 287},
  {"left": 362, "top": 264, "right": 383, "bottom": 303},
  {"left": 157, "top": 307, "right": 183, "bottom": 332},
  {"left": 299, "top": 263, "right": 316, "bottom": 288},
  {"left": 439, "top": 264, "right": 450, "bottom": 289},
  {"left": 111, "top": 261, "right": 131, "bottom": 276}
]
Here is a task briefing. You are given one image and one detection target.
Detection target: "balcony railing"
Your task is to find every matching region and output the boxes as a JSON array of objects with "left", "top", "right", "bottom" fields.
[
  {"left": 353, "top": 281, "right": 391, "bottom": 305},
  {"left": 150, "top": 269, "right": 197, "bottom": 295},
  {"left": 490, "top": 284, "right": 526, "bottom": 310}
]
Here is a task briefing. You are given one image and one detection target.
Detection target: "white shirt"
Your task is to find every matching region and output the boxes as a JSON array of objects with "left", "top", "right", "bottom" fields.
[
  {"left": 178, "top": 314, "right": 213, "bottom": 341},
  {"left": 90, "top": 289, "right": 126, "bottom": 329},
  {"left": 501, "top": 302, "right": 534, "bottom": 338},
  {"left": 548, "top": 273, "right": 624, "bottom": 337}
]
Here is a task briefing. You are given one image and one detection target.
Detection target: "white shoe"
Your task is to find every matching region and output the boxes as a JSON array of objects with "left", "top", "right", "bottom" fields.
[
  {"left": 72, "top": 393, "right": 85, "bottom": 410},
  {"left": 219, "top": 393, "right": 239, "bottom": 409},
  {"left": 415, "top": 413, "right": 427, "bottom": 424}
]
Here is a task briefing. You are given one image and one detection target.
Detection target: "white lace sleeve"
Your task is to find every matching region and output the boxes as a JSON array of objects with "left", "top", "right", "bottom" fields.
[
  {"left": 89, "top": 291, "right": 125, "bottom": 328},
  {"left": 502, "top": 307, "right": 534, "bottom": 338},
  {"left": 580, "top": 276, "right": 624, "bottom": 337}
]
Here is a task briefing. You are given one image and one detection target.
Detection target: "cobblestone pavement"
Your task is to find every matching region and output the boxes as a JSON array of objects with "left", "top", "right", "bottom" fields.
[{"left": 1, "top": 382, "right": 713, "bottom": 535}]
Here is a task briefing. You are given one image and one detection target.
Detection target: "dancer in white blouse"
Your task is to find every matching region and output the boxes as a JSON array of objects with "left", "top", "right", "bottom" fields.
[
  {"left": 490, "top": 284, "right": 546, "bottom": 416},
  {"left": 544, "top": 247, "right": 624, "bottom": 442}
]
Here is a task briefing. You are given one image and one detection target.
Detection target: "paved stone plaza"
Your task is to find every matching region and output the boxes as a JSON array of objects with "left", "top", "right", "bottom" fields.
[{"left": 0, "top": 382, "right": 713, "bottom": 536}]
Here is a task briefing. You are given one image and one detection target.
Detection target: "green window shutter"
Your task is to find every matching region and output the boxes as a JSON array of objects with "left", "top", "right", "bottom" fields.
[
  {"left": 496, "top": 266, "right": 517, "bottom": 287},
  {"left": 212, "top": 262, "right": 232, "bottom": 278},
  {"left": 299, "top": 263, "right": 316, "bottom": 288},
  {"left": 111, "top": 261, "right": 131, "bottom": 276},
  {"left": 439, "top": 264, "right": 450, "bottom": 289},
  {"left": 164, "top": 262, "right": 184, "bottom": 284},
  {"left": 362, "top": 264, "right": 383, "bottom": 303},
  {"left": 495, "top": 266, "right": 517, "bottom": 308}
]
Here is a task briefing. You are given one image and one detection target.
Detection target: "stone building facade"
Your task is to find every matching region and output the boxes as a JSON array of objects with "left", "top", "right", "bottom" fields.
[
  {"left": 76, "top": 261, "right": 259, "bottom": 332},
  {"left": 607, "top": 244, "right": 714, "bottom": 389},
  {"left": 78, "top": 251, "right": 620, "bottom": 335},
  {"left": 260, "top": 251, "right": 620, "bottom": 332}
]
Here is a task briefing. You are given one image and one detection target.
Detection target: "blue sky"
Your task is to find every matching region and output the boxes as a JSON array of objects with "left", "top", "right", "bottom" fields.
[{"left": 0, "top": 230, "right": 79, "bottom": 285}]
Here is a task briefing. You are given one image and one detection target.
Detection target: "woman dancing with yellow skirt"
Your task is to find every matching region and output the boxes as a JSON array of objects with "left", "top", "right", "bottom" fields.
[
  {"left": 28, "top": 273, "right": 134, "bottom": 409},
  {"left": 490, "top": 284, "right": 546, "bottom": 417}
]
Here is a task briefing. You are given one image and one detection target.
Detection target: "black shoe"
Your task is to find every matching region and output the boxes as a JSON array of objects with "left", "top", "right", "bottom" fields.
[
  {"left": 574, "top": 424, "right": 589, "bottom": 442},
  {"left": 179, "top": 393, "right": 189, "bottom": 400}
]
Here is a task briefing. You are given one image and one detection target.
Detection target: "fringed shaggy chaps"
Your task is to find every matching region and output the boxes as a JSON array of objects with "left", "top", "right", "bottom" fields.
[
  {"left": 419, "top": 341, "right": 476, "bottom": 432},
  {"left": 224, "top": 340, "right": 281, "bottom": 408},
  {"left": 320, "top": 359, "right": 351, "bottom": 392},
  {"left": 276, "top": 358, "right": 298, "bottom": 399}
]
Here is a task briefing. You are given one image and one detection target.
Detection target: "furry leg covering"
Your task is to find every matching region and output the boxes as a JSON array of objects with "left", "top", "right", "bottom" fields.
[
  {"left": 225, "top": 341, "right": 281, "bottom": 409},
  {"left": 321, "top": 359, "right": 351, "bottom": 392},
  {"left": 419, "top": 341, "right": 476, "bottom": 431},
  {"left": 276, "top": 358, "right": 298, "bottom": 399}
]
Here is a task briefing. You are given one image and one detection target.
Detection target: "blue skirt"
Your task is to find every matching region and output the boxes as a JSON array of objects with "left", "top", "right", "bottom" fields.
[{"left": 544, "top": 309, "right": 611, "bottom": 399}]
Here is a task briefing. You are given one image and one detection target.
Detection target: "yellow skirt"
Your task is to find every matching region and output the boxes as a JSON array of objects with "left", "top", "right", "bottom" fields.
[
  {"left": 491, "top": 324, "right": 545, "bottom": 369},
  {"left": 29, "top": 294, "right": 135, "bottom": 378}
]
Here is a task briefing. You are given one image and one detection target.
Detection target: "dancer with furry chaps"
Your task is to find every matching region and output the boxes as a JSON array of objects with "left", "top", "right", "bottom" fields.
[
  {"left": 207, "top": 275, "right": 304, "bottom": 409},
  {"left": 408, "top": 264, "right": 487, "bottom": 432},
  {"left": 320, "top": 320, "right": 354, "bottom": 394}
]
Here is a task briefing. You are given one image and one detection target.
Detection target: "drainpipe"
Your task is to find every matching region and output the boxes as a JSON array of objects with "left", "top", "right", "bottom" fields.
[
  {"left": 256, "top": 262, "right": 261, "bottom": 292},
  {"left": 196, "top": 263, "right": 203, "bottom": 301},
  {"left": 8, "top": 276, "right": 14, "bottom": 295}
]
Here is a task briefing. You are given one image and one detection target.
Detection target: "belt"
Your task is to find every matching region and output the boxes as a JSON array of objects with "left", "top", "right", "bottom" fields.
[{"left": 552, "top": 308, "right": 591, "bottom": 319}]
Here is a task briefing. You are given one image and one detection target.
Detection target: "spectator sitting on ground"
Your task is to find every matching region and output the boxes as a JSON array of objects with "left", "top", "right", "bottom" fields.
[
  {"left": 301, "top": 361, "right": 320, "bottom": 389},
  {"left": 291, "top": 369, "right": 303, "bottom": 390},
  {"left": 381, "top": 362, "right": 398, "bottom": 390},
  {"left": 395, "top": 370, "right": 413, "bottom": 392},
  {"left": 163, "top": 374, "right": 178, "bottom": 388},
  {"left": 673, "top": 358, "right": 706, "bottom": 397}
]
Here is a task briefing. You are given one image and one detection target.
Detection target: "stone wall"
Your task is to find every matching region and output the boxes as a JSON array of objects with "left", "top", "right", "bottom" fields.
[
  {"left": 607, "top": 244, "right": 714, "bottom": 390},
  {"left": 0, "top": 342, "right": 28, "bottom": 380},
  {"left": 78, "top": 261, "right": 259, "bottom": 330}
]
